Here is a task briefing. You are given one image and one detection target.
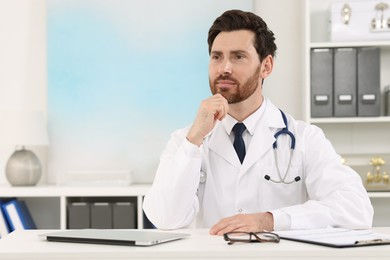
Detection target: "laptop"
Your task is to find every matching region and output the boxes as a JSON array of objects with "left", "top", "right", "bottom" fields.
[{"left": 41, "top": 229, "right": 190, "bottom": 246}]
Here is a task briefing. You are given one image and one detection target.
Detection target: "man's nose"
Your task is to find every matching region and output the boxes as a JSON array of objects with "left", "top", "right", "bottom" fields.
[{"left": 218, "top": 60, "right": 232, "bottom": 74}]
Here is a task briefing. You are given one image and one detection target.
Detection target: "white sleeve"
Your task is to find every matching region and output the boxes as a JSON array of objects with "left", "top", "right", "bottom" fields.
[
  {"left": 270, "top": 209, "right": 291, "bottom": 231},
  {"left": 277, "top": 124, "right": 373, "bottom": 230},
  {"left": 143, "top": 127, "right": 202, "bottom": 229}
]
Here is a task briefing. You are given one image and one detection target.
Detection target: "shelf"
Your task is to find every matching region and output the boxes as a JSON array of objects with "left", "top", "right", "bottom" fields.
[
  {"left": 306, "top": 0, "right": 390, "bottom": 227},
  {"left": 0, "top": 184, "right": 151, "bottom": 197},
  {"left": 367, "top": 192, "right": 390, "bottom": 198},
  {"left": 0, "top": 184, "right": 152, "bottom": 230},
  {"left": 310, "top": 117, "right": 390, "bottom": 124},
  {"left": 310, "top": 41, "right": 390, "bottom": 49}
]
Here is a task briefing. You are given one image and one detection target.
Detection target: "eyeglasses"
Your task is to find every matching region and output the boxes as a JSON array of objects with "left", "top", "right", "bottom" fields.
[{"left": 223, "top": 231, "right": 280, "bottom": 245}]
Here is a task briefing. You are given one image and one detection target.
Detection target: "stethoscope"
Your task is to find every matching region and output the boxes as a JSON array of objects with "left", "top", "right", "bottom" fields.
[
  {"left": 199, "top": 109, "right": 300, "bottom": 184},
  {"left": 264, "top": 110, "right": 301, "bottom": 184}
]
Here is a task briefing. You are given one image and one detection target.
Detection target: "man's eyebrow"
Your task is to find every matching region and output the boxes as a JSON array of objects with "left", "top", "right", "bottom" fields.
[
  {"left": 230, "top": 50, "right": 248, "bottom": 55},
  {"left": 210, "top": 50, "right": 248, "bottom": 55},
  {"left": 210, "top": 50, "right": 223, "bottom": 55}
]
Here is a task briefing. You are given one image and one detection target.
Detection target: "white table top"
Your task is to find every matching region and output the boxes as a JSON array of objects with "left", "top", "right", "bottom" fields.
[{"left": 1, "top": 228, "right": 390, "bottom": 260}]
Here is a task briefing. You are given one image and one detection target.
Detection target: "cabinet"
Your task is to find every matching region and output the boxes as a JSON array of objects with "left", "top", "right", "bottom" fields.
[
  {"left": 0, "top": 184, "right": 151, "bottom": 230},
  {"left": 305, "top": 0, "right": 390, "bottom": 226}
]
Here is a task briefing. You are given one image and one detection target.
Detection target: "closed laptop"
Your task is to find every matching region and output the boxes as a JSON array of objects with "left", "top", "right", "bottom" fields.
[{"left": 42, "top": 229, "right": 190, "bottom": 246}]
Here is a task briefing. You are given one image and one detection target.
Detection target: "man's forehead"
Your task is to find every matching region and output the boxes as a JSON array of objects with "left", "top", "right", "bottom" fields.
[{"left": 211, "top": 30, "right": 256, "bottom": 52}]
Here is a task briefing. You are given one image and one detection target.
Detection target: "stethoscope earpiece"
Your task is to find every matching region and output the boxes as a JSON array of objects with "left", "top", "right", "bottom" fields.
[{"left": 264, "top": 174, "right": 301, "bottom": 183}]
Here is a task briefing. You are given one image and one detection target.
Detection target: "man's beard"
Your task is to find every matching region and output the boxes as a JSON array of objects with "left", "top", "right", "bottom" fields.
[{"left": 209, "top": 66, "right": 261, "bottom": 104}]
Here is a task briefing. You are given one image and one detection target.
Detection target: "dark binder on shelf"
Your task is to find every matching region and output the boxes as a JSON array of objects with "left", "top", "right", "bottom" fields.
[
  {"left": 143, "top": 211, "right": 156, "bottom": 229},
  {"left": 1, "top": 199, "right": 37, "bottom": 231},
  {"left": 91, "top": 202, "right": 112, "bottom": 229},
  {"left": 357, "top": 47, "right": 381, "bottom": 117},
  {"left": 310, "top": 48, "right": 333, "bottom": 117},
  {"left": 67, "top": 202, "right": 90, "bottom": 229},
  {"left": 334, "top": 48, "right": 357, "bottom": 117},
  {"left": 112, "top": 202, "right": 136, "bottom": 229},
  {"left": 385, "top": 85, "right": 390, "bottom": 116}
]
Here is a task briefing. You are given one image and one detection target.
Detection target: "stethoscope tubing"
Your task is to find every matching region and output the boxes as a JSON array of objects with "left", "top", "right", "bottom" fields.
[
  {"left": 199, "top": 109, "right": 300, "bottom": 184},
  {"left": 265, "top": 110, "right": 300, "bottom": 184}
]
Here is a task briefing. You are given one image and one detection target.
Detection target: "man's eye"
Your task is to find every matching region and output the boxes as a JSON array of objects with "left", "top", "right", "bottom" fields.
[
  {"left": 212, "top": 55, "right": 221, "bottom": 60},
  {"left": 235, "top": 54, "right": 244, "bottom": 60}
]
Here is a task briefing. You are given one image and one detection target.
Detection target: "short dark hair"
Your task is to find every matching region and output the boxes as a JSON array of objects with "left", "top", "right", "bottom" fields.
[{"left": 208, "top": 10, "right": 277, "bottom": 62}]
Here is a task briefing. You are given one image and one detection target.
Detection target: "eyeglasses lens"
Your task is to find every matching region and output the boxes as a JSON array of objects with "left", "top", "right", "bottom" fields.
[{"left": 224, "top": 232, "right": 280, "bottom": 244}]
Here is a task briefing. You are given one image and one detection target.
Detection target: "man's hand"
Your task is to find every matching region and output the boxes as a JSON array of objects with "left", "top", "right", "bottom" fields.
[
  {"left": 187, "top": 94, "right": 229, "bottom": 146},
  {"left": 209, "top": 212, "right": 274, "bottom": 236}
]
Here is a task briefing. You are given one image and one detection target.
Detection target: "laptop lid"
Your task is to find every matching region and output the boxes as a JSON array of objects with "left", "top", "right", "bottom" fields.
[{"left": 42, "top": 229, "right": 190, "bottom": 246}]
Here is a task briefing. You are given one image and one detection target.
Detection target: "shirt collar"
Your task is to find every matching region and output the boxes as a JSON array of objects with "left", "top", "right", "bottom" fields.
[{"left": 222, "top": 98, "right": 267, "bottom": 136}]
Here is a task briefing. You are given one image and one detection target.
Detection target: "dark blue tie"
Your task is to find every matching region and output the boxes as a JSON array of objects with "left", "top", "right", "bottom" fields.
[{"left": 233, "top": 123, "right": 246, "bottom": 164}]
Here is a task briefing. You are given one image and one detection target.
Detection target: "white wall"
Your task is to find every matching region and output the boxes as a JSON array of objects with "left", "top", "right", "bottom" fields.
[
  {"left": 254, "top": 0, "right": 305, "bottom": 120},
  {"left": 0, "top": 0, "right": 48, "bottom": 185},
  {"left": 0, "top": 0, "right": 305, "bottom": 185}
]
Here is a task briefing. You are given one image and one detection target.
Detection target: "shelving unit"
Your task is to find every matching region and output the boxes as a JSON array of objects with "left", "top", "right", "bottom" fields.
[
  {"left": 305, "top": 0, "right": 390, "bottom": 162},
  {"left": 0, "top": 184, "right": 151, "bottom": 230},
  {"left": 305, "top": 0, "right": 390, "bottom": 122},
  {"left": 305, "top": 0, "right": 390, "bottom": 226}
]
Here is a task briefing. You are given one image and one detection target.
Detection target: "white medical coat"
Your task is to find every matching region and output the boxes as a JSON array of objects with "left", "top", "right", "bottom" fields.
[{"left": 143, "top": 99, "right": 373, "bottom": 230}]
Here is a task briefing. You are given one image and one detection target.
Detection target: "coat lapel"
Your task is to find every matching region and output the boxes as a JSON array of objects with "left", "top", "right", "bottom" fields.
[
  {"left": 207, "top": 100, "right": 287, "bottom": 171},
  {"left": 240, "top": 101, "right": 286, "bottom": 174},
  {"left": 208, "top": 122, "right": 241, "bottom": 168}
]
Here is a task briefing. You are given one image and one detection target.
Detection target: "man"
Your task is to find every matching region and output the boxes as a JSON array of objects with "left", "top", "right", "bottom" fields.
[{"left": 143, "top": 10, "right": 373, "bottom": 235}]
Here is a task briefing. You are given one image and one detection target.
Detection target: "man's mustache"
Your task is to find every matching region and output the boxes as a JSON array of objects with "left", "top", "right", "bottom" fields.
[{"left": 214, "top": 75, "right": 239, "bottom": 84}]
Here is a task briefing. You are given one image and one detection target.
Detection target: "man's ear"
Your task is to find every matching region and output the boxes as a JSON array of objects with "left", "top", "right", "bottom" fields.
[{"left": 260, "top": 55, "right": 274, "bottom": 79}]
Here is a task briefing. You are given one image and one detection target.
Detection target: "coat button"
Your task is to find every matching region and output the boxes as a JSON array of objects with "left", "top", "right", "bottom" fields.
[{"left": 238, "top": 208, "right": 243, "bottom": 213}]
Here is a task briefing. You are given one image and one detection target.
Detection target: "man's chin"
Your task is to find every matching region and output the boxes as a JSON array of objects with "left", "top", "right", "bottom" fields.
[
  {"left": 212, "top": 88, "right": 241, "bottom": 103},
  {"left": 220, "top": 94, "right": 242, "bottom": 104}
]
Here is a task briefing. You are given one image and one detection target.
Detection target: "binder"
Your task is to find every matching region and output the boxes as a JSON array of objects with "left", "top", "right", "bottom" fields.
[
  {"left": 67, "top": 202, "right": 90, "bottom": 229},
  {"left": 90, "top": 202, "right": 112, "bottom": 229},
  {"left": 334, "top": 48, "right": 357, "bottom": 117},
  {"left": 385, "top": 85, "right": 390, "bottom": 116},
  {"left": 1, "top": 199, "right": 37, "bottom": 231},
  {"left": 0, "top": 200, "right": 11, "bottom": 237},
  {"left": 310, "top": 48, "right": 334, "bottom": 117},
  {"left": 143, "top": 211, "right": 156, "bottom": 229},
  {"left": 277, "top": 227, "right": 390, "bottom": 248},
  {"left": 112, "top": 202, "right": 136, "bottom": 229},
  {"left": 357, "top": 47, "right": 381, "bottom": 117}
]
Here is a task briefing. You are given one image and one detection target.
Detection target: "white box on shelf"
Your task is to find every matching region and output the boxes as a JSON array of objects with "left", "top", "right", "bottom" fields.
[
  {"left": 330, "top": 0, "right": 390, "bottom": 42},
  {"left": 57, "top": 170, "right": 133, "bottom": 187}
]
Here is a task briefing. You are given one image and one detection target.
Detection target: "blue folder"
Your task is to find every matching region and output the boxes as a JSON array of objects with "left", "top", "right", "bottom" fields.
[
  {"left": 1, "top": 199, "right": 37, "bottom": 231},
  {"left": 0, "top": 200, "right": 11, "bottom": 237}
]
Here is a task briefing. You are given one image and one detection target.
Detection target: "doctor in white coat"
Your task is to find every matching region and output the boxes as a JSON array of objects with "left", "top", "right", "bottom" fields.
[{"left": 143, "top": 10, "right": 373, "bottom": 235}]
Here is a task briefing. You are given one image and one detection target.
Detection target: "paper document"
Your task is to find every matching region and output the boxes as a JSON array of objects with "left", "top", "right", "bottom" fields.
[{"left": 275, "top": 227, "right": 390, "bottom": 248}]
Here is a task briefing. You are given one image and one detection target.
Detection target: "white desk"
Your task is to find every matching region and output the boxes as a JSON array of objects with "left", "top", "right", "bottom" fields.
[{"left": 1, "top": 228, "right": 390, "bottom": 260}]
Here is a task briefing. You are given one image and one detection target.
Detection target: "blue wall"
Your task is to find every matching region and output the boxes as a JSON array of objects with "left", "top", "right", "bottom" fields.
[{"left": 47, "top": 0, "right": 252, "bottom": 183}]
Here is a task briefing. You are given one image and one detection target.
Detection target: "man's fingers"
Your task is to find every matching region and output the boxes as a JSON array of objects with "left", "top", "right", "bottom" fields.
[
  {"left": 214, "top": 97, "right": 229, "bottom": 121},
  {"left": 214, "top": 104, "right": 226, "bottom": 121},
  {"left": 209, "top": 215, "right": 244, "bottom": 235},
  {"left": 209, "top": 213, "right": 273, "bottom": 236},
  {"left": 187, "top": 94, "right": 228, "bottom": 146}
]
